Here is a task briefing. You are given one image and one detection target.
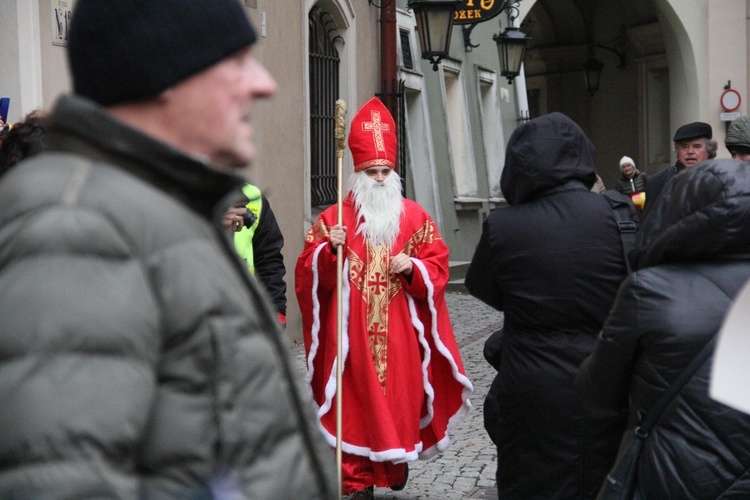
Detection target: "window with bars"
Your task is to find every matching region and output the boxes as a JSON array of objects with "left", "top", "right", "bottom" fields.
[
  {"left": 309, "top": 7, "right": 341, "bottom": 208},
  {"left": 400, "top": 30, "right": 413, "bottom": 70}
]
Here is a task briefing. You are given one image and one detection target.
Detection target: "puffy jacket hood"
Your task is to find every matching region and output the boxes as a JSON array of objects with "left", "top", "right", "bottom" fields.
[
  {"left": 636, "top": 159, "right": 750, "bottom": 268},
  {"left": 501, "top": 112, "right": 596, "bottom": 205}
]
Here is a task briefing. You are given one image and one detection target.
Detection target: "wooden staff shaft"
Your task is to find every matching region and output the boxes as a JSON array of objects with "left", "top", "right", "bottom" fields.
[{"left": 333, "top": 99, "right": 347, "bottom": 498}]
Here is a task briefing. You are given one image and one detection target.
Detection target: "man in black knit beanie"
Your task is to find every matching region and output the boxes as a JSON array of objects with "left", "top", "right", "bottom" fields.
[{"left": 0, "top": 1, "right": 337, "bottom": 498}]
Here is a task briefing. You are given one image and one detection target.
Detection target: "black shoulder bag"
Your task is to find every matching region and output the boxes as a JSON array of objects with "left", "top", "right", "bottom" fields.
[{"left": 596, "top": 338, "right": 716, "bottom": 500}]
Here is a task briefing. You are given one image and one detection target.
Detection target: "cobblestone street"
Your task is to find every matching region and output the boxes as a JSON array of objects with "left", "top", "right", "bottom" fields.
[{"left": 292, "top": 291, "right": 504, "bottom": 499}]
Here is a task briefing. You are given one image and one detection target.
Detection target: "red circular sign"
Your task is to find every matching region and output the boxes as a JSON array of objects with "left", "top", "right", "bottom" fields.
[{"left": 721, "top": 89, "right": 742, "bottom": 112}]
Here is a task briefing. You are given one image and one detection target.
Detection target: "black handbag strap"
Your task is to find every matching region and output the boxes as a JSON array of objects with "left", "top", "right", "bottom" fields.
[
  {"left": 635, "top": 338, "right": 716, "bottom": 438},
  {"left": 604, "top": 191, "right": 638, "bottom": 274}
]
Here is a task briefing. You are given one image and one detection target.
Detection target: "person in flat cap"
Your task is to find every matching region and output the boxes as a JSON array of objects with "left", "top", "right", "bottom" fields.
[
  {"left": 296, "top": 97, "right": 473, "bottom": 499},
  {"left": 0, "top": 1, "right": 336, "bottom": 498},
  {"left": 641, "top": 121, "right": 717, "bottom": 218},
  {"left": 725, "top": 115, "right": 750, "bottom": 161}
]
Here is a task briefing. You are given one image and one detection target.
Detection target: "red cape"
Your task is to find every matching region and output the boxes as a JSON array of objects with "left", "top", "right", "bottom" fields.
[{"left": 295, "top": 195, "right": 472, "bottom": 463}]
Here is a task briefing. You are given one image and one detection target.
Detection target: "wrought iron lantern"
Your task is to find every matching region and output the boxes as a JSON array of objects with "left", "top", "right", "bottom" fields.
[
  {"left": 583, "top": 56, "right": 605, "bottom": 96},
  {"left": 494, "top": 27, "right": 531, "bottom": 84},
  {"left": 408, "top": 0, "right": 463, "bottom": 71},
  {"left": 582, "top": 43, "right": 625, "bottom": 96},
  {"left": 493, "top": 1, "right": 530, "bottom": 84}
]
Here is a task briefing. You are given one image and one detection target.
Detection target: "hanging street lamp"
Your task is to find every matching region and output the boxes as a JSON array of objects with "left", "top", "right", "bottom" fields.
[
  {"left": 494, "top": 26, "right": 531, "bottom": 84},
  {"left": 582, "top": 42, "right": 625, "bottom": 96},
  {"left": 408, "top": 0, "right": 463, "bottom": 71},
  {"left": 493, "top": 1, "right": 531, "bottom": 84},
  {"left": 583, "top": 56, "right": 605, "bottom": 96}
]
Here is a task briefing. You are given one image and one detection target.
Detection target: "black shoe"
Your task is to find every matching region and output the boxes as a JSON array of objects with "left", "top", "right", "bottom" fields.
[
  {"left": 348, "top": 486, "right": 374, "bottom": 499},
  {"left": 391, "top": 464, "right": 409, "bottom": 491}
]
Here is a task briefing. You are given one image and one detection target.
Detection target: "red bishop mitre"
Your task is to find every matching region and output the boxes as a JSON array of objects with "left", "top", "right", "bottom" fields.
[{"left": 348, "top": 97, "right": 397, "bottom": 172}]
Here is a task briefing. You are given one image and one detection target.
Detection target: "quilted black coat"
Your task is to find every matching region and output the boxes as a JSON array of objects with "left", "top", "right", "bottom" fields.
[
  {"left": 466, "top": 112, "right": 636, "bottom": 499},
  {"left": 578, "top": 159, "right": 750, "bottom": 498},
  {"left": 614, "top": 171, "right": 647, "bottom": 196}
]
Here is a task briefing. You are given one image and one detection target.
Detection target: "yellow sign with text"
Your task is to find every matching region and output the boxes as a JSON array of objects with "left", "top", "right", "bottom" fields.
[{"left": 453, "top": 0, "right": 507, "bottom": 25}]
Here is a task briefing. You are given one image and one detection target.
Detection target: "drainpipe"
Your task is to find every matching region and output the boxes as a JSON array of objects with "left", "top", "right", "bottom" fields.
[
  {"left": 512, "top": 16, "right": 529, "bottom": 122},
  {"left": 380, "top": 0, "right": 398, "bottom": 117}
]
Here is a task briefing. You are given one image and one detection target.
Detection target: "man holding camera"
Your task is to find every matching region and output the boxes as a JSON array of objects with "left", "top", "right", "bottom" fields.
[{"left": 224, "top": 184, "right": 287, "bottom": 327}]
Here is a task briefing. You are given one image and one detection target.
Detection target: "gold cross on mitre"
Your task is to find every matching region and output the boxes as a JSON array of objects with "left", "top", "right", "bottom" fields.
[{"left": 362, "top": 111, "right": 390, "bottom": 153}]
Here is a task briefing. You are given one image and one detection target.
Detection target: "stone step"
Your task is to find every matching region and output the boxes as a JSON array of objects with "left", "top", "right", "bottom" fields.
[
  {"left": 447, "top": 261, "right": 471, "bottom": 294},
  {"left": 449, "top": 260, "right": 471, "bottom": 281},
  {"left": 447, "top": 279, "right": 468, "bottom": 293}
]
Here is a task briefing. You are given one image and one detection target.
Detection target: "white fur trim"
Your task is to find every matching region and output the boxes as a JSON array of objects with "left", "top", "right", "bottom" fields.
[
  {"left": 409, "top": 258, "right": 474, "bottom": 459},
  {"left": 305, "top": 249, "right": 473, "bottom": 463},
  {"left": 304, "top": 243, "right": 326, "bottom": 387}
]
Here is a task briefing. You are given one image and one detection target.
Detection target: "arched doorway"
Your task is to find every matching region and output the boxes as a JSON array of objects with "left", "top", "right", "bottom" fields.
[{"left": 519, "top": 0, "right": 675, "bottom": 187}]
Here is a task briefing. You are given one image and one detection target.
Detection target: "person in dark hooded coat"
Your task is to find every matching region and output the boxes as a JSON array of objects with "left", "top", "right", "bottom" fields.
[
  {"left": 465, "top": 112, "right": 637, "bottom": 499},
  {"left": 577, "top": 159, "right": 750, "bottom": 498}
]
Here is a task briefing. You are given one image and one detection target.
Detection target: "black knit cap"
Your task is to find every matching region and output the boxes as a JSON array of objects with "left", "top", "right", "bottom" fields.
[
  {"left": 68, "top": 0, "right": 257, "bottom": 105},
  {"left": 673, "top": 121, "right": 712, "bottom": 142}
]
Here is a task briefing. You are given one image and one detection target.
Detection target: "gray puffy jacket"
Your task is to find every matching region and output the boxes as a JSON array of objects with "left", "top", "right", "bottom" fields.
[{"left": 0, "top": 95, "right": 336, "bottom": 499}]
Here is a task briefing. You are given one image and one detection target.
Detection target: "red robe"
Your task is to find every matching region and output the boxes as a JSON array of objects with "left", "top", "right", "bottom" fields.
[{"left": 295, "top": 195, "right": 473, "bottom": 467}]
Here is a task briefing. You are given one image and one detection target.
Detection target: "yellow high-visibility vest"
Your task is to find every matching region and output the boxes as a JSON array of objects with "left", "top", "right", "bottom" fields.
[{"left": 233, "top": 183, "right": 262, "bottom": 274}]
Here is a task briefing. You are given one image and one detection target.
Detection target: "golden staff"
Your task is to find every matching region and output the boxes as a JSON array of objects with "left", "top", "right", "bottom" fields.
[{"left": 333, "top": 98, "right": 347, "bottom": 497}]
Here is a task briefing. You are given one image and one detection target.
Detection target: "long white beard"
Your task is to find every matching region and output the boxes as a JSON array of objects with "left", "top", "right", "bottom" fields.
[{"left": 347, "top": 170, "right": 404, "bottom": 248}]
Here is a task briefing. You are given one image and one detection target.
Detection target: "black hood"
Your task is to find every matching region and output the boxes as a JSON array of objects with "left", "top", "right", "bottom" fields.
[
  {"left": 636, "top": 159, "right": 750, "bottom": 268},
  {"left": 501, "top": 112, "right": 597, "bottom": 205}
]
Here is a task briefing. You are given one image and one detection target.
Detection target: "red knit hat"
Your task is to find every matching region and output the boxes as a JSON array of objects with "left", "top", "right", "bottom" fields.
[{"left": 348, "top": 97, "right": 397, "bottom": 172}]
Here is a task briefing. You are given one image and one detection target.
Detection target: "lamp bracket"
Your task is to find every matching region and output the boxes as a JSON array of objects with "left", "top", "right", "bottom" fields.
[
  {"left": 591, "top": 43, "right": 625, "bottom": 69},
  {"left": 504, "top": 0, "right": 522, "bottom": 24},
  {"left": 462, "top": 24, "right": 480, "bottom": 52},
  {"left": 462, "top": 0, "right": 523, "bottom": 52}
]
